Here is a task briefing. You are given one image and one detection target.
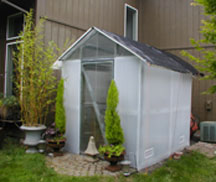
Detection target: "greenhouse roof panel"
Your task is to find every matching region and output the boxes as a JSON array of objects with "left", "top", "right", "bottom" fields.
[
  {"left": 99, "top": 28, "right": 198, "bottom": 75},
  {"left": 57, "top": 27, "right": 198, "bottom": 75}
]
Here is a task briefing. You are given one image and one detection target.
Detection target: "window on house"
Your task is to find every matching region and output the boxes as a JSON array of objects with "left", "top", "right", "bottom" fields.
[
  {"left": 124, "top": 4, "right": 138, "bottom": 41},
  {"left": 7, "top": 13, "right": 24, "bottom": 40},
  {"left": 5, "top": 43, "right": 21, "bottom": 96}
]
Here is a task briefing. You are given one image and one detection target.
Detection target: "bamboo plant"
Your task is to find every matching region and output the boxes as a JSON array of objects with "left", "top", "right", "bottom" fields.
[{"left": 14, "top": 10, "right": 59, "bottom": 126}]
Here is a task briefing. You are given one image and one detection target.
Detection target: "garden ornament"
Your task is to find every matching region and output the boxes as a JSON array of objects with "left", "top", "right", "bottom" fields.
[{"left": 84, "top": 136, "right": 99, "bottom": 156}]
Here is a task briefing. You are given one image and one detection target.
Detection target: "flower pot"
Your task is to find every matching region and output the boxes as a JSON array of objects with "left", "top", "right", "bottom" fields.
[
  {"left": 104, "top": 152, "right": 125, "bottom": 172},
  {"left": 0, "top": 106, "right": 20, "bottom": 120},
  {"left": 0, "top": 127, "right": 4, "bottom": 148},
  {"left": 20, "top": 125, "right": 46, "bottom": 153},
  {"left": 47, "top": 138, "right": 66, "bottom": 156},
  {"left": 0, "top": 106, "right": 8, "bottom": 119}
]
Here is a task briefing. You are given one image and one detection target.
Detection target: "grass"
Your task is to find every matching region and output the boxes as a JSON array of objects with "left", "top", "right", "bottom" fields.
[
  {"left": 1, "top": 140, "right": 216, "bottom": 182},
  {"left": 133, "top": 152, "right": 216, "bottom": 182}
]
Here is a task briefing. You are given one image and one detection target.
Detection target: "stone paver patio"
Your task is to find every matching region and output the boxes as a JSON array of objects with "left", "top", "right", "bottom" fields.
[
  {"left": 46, "top": 142, "right": 216, "bottom": 177},
  {"left": 46, "top": 153, "right": 124, "bottom": 176},
  {"left": 186, "top": 141, "right": 216, "bottom": 158}
]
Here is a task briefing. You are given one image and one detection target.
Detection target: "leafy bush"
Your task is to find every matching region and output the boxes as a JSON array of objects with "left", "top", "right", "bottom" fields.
[
  {"left": 0, "top": 95, "right": 20, "bottom": 120},
  {"left": 2, "top": 95, "right": 19, "bottom": 107},
  {"left": 182, "top": 0, "right": 216, "bottom": 94},
  {"left": 55, "top": 79, "right": 66, "bottom": 134},
  {"left": 99, "top": 144, "right": 125, "bottom": 158}
]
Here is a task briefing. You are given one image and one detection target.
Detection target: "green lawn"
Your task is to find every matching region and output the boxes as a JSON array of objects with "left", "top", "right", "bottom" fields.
[{"left": 1, "top": 140, "right": 216, "bottom": 182}]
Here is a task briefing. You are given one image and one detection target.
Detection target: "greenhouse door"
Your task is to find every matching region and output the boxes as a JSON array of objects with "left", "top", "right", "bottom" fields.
[{"left": 80, "top": 61, "right": 113, "bottom": 152}]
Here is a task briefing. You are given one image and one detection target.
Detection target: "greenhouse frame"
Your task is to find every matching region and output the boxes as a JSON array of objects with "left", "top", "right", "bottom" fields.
[{"left": 55, "top": 27, "right": 198, "bottom": 170}]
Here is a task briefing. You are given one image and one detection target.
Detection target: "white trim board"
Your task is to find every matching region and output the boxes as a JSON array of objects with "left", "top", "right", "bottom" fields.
[
  {"left": 124, "top": 4, "right": 138, "bottom": 41},
  {"left": 4, "top": 41, "right": 23, "bottom": 96},
  {"left": 6, "top": 12, "right": 24, "bottom": 41}
]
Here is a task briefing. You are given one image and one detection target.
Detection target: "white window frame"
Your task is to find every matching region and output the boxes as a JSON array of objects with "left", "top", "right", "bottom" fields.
[
  {"left": 6, "top": 12, "right": 24, "bottom": 41},
  {"left": 124, "top": 4, "right": 138, "bottom": 41},
  {"left": 4, "top": 41, "right": 23, "bottom": 96}
]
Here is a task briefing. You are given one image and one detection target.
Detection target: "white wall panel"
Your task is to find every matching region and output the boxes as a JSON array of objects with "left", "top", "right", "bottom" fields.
[
  {"left": 62, "top": 59, "right": 81, "bottom": 154},
  {"left": 170, "top": 73, "right": 192, "bottom": 153},
  {"left": 138, "top": 65, "right": 192, "bottom": 170},
  {"left": 114, "top": 56, "right": 141, "bottom": 168},
  {"left": 138, "top": 65, "right": 172, "bottom": 170}
]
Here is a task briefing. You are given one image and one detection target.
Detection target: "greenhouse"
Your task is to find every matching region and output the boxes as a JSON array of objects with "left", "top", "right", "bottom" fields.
[{"left": 55, "top": 27, "right": 198, "bottom": 170}]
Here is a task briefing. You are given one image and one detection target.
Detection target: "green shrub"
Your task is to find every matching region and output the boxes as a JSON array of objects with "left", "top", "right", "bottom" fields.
[
  {"left": 105, "top": 80, "right": 124, "bottom": 145},
  {"left": 2, "top": 95, "right": 19, "bottom": 107},
  {"left": 182, "top": 0, "right": 216, "bottom": 94},
  {"left": 55, "top": 79, "right": 66, "bottom": 134}
]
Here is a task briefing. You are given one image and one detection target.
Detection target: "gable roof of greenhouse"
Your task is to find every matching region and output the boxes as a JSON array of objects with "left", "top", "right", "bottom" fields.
[{"left": 58, "top": 27, "right": 198, "bottom": 75}]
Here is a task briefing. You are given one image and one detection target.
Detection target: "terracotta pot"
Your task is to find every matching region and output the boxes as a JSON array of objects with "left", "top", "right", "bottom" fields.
[
  {"left": 0, "top": 106, "right": 20, "bottom": 120},
  {"left": 104, "top": 152, "right": 125, "bottom": 172},
  {"left": 47, "top": 138, "right": 66, "bottom": 156},
  {"left": 0, "top": 106, "right": 8, "bottom": 119}
]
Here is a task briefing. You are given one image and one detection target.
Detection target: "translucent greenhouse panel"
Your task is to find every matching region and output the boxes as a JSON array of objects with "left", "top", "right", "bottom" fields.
[
  {"left": 97, "top": 33, "right": 115, "bottom": 58},
  {"left": 138, "top": 65, "right": 192, "bottom": 170},
  {"left": 62, "top": 60, "right": 81, "bottom": 154},
  {"left": 138, "top": 65, "right": 172, "bottom": 170},
  {"left": 169, "top": 73, "right": 192, "bottom": 153},
  {"left": 64, "top": 31, "right": 133, "bottom": 61},
  {"left": 66, "top": 48, "right": 81, "bottom": 61},
  {"left": 114, "top": 56, "right": 141, "bottom": 168},
  {"left": 80, "top": 61, "right": 113, "bottom": 152},
  {"left": 82, "top": 33, "right": 98, "bottom": 59},
  {"left": 116, "top": 45, "right": 133, "bottom": 56}
]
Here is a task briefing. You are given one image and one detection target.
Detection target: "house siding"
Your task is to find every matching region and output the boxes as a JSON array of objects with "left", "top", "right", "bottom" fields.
[
  {"left": 0, "top": 0, "right": 213, "bottom": 121},
  {"left": 0, "top": 0, "right": 36, "bottom": 94},
  {"left": 0, "top": 16, "right": 6, "bottom": 93},
  {"left": 36, "top": 0, "right": 138, "bottom": 48},
  {"left": 138, "top": 0, "right": 202, "bottom": 49},
  {"left": 138, "top": 0, "right": 214, "bottom": 121}
]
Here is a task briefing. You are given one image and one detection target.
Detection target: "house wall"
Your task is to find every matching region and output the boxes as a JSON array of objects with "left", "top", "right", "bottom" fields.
[
  {"left": 0, "top": 15, "right": 6, "bottom": 93},
  {"left": 0, "top": 0, "right": 36, "bottom": 94},
  {"left": 36, "top": 0, "right": 138, "bottom": 49},
  {"left": 138, "top": 0, "right": 215, "bottom": 121}
]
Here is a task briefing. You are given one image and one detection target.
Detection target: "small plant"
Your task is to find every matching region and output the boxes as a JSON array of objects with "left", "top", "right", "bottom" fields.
[
  {"left": 0, "top": 93, "right": 4, "bottom": 107},
  {"left": 99, "top": 144, "right": 125, "bottom": 158},
  {"left": 45, "top": 79, "right": 66, "bottom": 140},
  {"left": 0, "top": 95, "right": 20, "bottom": 120},
  {"left": 99, "top": 80, "right": 125, "bottom": 158},
  {"left": 2, "top": 95, "right": 19, "bottom": 107},
  {"left": 44, "top": 122, "right": 65, "bottom": 140}
]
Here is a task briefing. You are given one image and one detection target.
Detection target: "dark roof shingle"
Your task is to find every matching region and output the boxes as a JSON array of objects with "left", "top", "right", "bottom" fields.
[{"left": 100, "top": 28, "right": 198, "bottom": 75}]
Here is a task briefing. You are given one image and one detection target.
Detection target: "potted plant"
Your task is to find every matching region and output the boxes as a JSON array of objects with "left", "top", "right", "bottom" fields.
[
  {"left": 0, "top": 94, "right": 20, "bottom": 120},
  {"left": 14, "top": 10, "right": 59, "bottom": 153},
  {"left": 99, "top": 80, "right": 125, "bottom": 172},
  {"left": 0, "top": 93, "right": 4, "bottom": 119},
  {"left": 46, "top": 79, "right": 66, "bottom": 156}
]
